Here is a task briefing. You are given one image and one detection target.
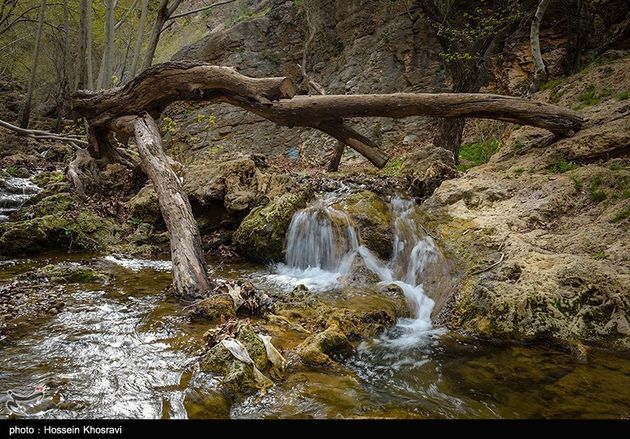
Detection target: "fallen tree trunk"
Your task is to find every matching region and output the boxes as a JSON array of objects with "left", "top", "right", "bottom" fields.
[
  {"left": 71, "top": 61, "right": 584, "bottom": 299},
  {"left": 131, "top": 112, "right": 212, "bottom": 300}
]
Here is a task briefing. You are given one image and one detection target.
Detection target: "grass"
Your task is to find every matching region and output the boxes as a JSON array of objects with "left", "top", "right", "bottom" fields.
[
  {"left": 573, "top": 85, "right": 614, "bottom": 110},
  {"left": 540, "top": 78, "right": 562, "bottom": 91},
  {"left": 590, "top": 175, "right": 607, "bottom": 203},
  {"left": 382, "top": 156, "right": 405, "bottom": 177},
  {"left": 457, "top": 139, "right": 500, "bottom": 172},
  {"left": 570, "top": 175, "right": 583, "bottom": 191},
  {"left": 547, "top": 159, "right": 578, "bottom": 174},
  {"left": 610, "top": 207, "right": 630, "bottom": 223},
  {"left": 513, "top": 168, "right": 526, "bottom": 176},
  {"left": 593, "top": 250, "right": 608, "bottom": 260},
  {"left": 615, "top": 90, "right": 630, "bottom": 101}
]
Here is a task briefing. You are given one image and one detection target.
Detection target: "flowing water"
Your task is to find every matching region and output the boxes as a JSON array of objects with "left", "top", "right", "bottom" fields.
[
  {"left": 0, "top": 194, "right": 629, "bottom": 418},
  {"left": 0, "top": 177, "right": 41, "bottom": 222}
]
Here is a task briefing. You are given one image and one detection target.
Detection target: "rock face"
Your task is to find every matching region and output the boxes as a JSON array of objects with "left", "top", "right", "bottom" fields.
[
  {"left": 428, "top": 56, "right": 630, "bottom": 351},
  {"left": 128, "top": 154, "right": 302, "bottom": 233},
  {"left": 169, "top": 0, "right": 446, "bottom": 166},
  {"left": 233, "top": 190, "right": 311, "bottom": 263}
]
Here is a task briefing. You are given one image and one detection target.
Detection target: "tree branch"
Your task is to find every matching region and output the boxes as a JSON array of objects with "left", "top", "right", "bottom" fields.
[
  {"left": 0, "top": 118, "right": 88, "bottom": 146},
  {"left": 167, "top": 0, "right": 236, "bottom": 21}
]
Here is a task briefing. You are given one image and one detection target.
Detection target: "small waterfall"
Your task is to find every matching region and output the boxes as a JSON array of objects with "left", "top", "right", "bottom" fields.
[
  {"left": 268, "top": 198, "right": 359, "bottom": 291},
  {"left": 267, "top": 193, "right": 441, "bottom": 345},
  {"left": 0, "top": 177, "right": 41, "bottom": 222}
]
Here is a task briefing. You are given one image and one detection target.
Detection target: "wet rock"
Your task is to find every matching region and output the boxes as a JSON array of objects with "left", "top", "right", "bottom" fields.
[
  {"left": 233, "top": 190, "right": 311, "bottom": 263},
  {"left": 297, "top": 324, "right": 354, "bottom": 366},
  {"left": 17, "top": 263, "right": 109, "bottom": 284},
  {"left": 215, "top": 280, "right": 273, "bottom": 316},
  {"left": 333, "top": 190, "right": 393, "bottom": 259},
  {"left": 189, "top": 294, "right": 236, "bottom": 322},
  {"left": 0, "top": 210, "right": 119, "bottom": 255}
]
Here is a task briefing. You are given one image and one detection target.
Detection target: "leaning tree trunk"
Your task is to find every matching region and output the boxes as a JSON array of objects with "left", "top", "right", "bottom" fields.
[
  {"left": 530, "top": 0, "right": 551, "bottom": 92},
  {"left": 141, "top": 0, "right": 171, "bottom": 70},
  {"left": 132, "top": 113, "right": 212, "bottom": 300}
]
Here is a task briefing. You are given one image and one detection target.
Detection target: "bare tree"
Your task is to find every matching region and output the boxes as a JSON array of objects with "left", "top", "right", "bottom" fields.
[
  {"left": 99, "top": 0, "right": 117, "bottom": 89},
  {"left": 18, "top": 0, "right": 46, "bottom": 128},
  {"left": 141, "top": 0, "right": 236, "bottom": 70},
  {"left": 420, "top": 0, "right": 522, "bottom": 161},
  {"left": 530, "top": 0, "right": 551, "bottom": 91},
  {"left": 129, "top": 0, "right": 149, "bottom": 79}
]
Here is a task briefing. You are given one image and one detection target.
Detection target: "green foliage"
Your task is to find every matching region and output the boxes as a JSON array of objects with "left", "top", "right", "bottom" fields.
[
  {"left": 610, "top": 207, "right": 630, "bottom": 223},
  {"left": 539, "top": 78, "right": 562, "bottom": 91},
  {"left": 570, "top": 175, "right": 583, "bottom": 191},
  {"left": 382, "top": 157, "right": 405, "bottom": 177},
  {"left": 512, "top": 140, "right": 524, "bottom": 151},
  {"left": 615, "top": 91, "right": 630, "bottom": 101},
  {"left": 293, "top": 0, "right": 304, "bottom": 7},
  {"left": 161, "top": 116, "right": 178, "bottom": 136},
  {"left": 592, "top": 251, "right": 608, "bottom": 260},
  {"left": 457, "top": 139, "right": 500, "bottom": 172},
  {"left": 547, "top": 160, "right": 578, "bottom": 174},
  {"left": 589, "top": 175, "right": 606, "bottom": 204},
  {"left": 513, "top": 168, "right": 526, "bottom": 176},
  {"left": 573, "top": 85, "right": 613, "bottom": 110}
]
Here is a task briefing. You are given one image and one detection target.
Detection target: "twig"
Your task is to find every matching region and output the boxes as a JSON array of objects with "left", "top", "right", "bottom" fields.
[
  {"left": 0, "top": 117, "right": 88, "bottom": 146},
  {"left": 470, "top": 252, "right": 505, "bottom": 275}
]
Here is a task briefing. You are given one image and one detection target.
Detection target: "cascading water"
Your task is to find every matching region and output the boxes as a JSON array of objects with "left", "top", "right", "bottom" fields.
[
  {"left": 0, "top": 177, "right": 41, "bottom": 222},
  {"left": 266, "top": 196, "right": 359, "bottom": 291},
  {"left": 267, "top": 193, "right": 441, "bottom": 344}
]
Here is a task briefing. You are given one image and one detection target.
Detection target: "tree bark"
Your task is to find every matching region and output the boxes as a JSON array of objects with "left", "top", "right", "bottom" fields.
[
  {"left": 99, "top": 0, "right": 116, "bottom": 89},
  {"left": 141, "top": 0, "right": 172, "bottom": 70},
  {"left": 129, "top": 0, "right": 149, "bottom": 80},
  {"left": 18, "top": 0, "right": 46, "bottom": 128},
  {"left": 530, "top": 0, "right": 551, "bottom": 92},
  {"left": 327, "top": 140, "right": 345, "bottom": 172},
  {"left": 433, "top": 117, "right": 465, "bottom": 161},
  {"left": 132, "top": 113, "right": 212, "bottom": 300},
  {"left": 85, "top": 0, "right": 94, "bottom": 90}
]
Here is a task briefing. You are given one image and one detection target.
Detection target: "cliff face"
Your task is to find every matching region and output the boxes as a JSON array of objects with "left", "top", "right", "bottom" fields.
[{"left": 169, "top": 0, "right": 446, "bottom": 165}]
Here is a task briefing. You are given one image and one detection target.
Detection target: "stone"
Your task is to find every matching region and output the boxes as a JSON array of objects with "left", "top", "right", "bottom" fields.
[
  {"left": 233, "top": 190, "right": 310, "bottom": 263},
  {"left": 189, "top": 294, "right": 236, "bottom": 322},
  {"left": 297, "top": 324, "right": 354, "bottom": 366}
]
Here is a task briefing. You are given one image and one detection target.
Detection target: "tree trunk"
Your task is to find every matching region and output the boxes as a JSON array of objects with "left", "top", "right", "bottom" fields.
[
  {"left": 132, "top": 113, "right": 212, "bottom": 300},
  {"left": 18, "top": 0, "right": 46, "bottom": 128},
  {"left": 327, "top": 141, "right": 345, "bottom": 172},
  {"left": 433, "top": 117, "right": 465, "bottom": 162},
  {"left": 77, "top": 1, "right": 87, "bottom": 90},
  {"left": 129, "top": 0, "right": 149, "bottom": 80},
  {"left": 100, "top": 0, "right": 116, "bottom": 89},
  {"left": 141, "top": 0, "right": 171, "bottom": 70},
  {"left": 85, "top": 0, "right": 94, "bottom": 90},
  {"left": 530, "top": 0, "right": 551, "bottom": 92},
  {"left": 562, "top": 0, "right": 592, "bottom": 75}
]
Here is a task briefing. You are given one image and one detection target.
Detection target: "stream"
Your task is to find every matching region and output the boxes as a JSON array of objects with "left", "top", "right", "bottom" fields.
[{"left": 0, "top": 192, "right": 629, "bottom": 419}]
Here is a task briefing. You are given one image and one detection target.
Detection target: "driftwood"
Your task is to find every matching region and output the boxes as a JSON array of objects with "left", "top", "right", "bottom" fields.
[
  {"left": 0, "top": 118, "right": 88, "bottom": 145},
  {"left": 71, "top": 61, "right": 584, "bottom": 300}
]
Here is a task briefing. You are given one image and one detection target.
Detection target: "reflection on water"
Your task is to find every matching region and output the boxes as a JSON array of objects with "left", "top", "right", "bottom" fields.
[{"left": 0, "top": 254, "right": 629, "bottom": 419}]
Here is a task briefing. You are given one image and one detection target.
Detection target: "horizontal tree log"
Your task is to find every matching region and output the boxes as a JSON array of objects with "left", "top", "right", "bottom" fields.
[{"left": 72, "top": 62, "right": 296, "bottom": 127}]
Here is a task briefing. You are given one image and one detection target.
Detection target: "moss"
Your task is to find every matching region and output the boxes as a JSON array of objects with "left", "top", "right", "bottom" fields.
[
  {"left": 233, "top": 190, "right": 310, "bottom": 263},
  {"left": 547, "top": 160, "right": 578, "bottom": 174},
  {"left": 457, "top": 139, "right": 500, "bottom": 172},
  {"left": 297, "top": 324, "right": 354, "bottom": 366},
  {"left": 19, "top": 263, "right": 109, "bottom": 283},
  {"left": 189, "top": 294, "right": 236, "bottom": 322},
  {"left": 32, "top": 171, "right": 65, "bottom": 187},
  {"left": 128, "top": 185, "right": 161, "bottom": 225},
  {"left": 381, "top": 157, "right": 405, "bottom": 177},
  {"left": 0, "top": 210, "right": 118, "bottom": 256},
  {"left": 333, "top": 190, "right": 393, "bottom": 259}
]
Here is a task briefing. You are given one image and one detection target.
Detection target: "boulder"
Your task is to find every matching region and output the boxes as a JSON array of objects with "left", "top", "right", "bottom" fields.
[
  {"left": 333, "top": 190, "right": 393, "bottom": 259},
  {"left": 400, "top": 146, "right": 458, "bottom": 199},
  {"left": 297, "top": 324, "right": 354, "bottom": 366},
  {"left": 233, "top": 190, "right": 310, "bottom": 263}
]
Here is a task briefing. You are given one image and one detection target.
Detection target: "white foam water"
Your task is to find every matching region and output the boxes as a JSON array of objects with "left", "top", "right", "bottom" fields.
[
  {"left": 103, "top": 255, "right": 173, "bottom": 272},
  {"left": 266, "top": 194, "right": 443, "bottom": 346}
]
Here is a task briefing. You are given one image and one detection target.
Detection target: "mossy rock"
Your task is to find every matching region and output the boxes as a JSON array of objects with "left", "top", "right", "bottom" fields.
[
  {"left": 333, "top": 190, "right": 393, "bottom": 259},
  {"left": 18, "top": 263, "right": 109, "bottom": 283},
  {"left": 233, "top": 190, "right": 311, "bottom": 263},
  {"left": 297, "top": 324, "right": 354, "bottom": 366},
  {"left": 128, "top": 185, "right": 161, "bottom": 225},
  {"left": 189, "top": 294, "right": 236, "bottom": 322},
  {"left": 32, "top": 170, "right": 66, "bottom": 188},
  {"left": 0, "top": 211, "right": 119, "bottom": 255}
]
